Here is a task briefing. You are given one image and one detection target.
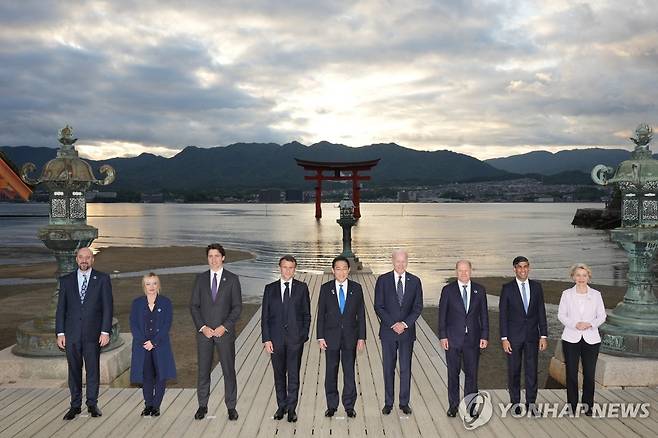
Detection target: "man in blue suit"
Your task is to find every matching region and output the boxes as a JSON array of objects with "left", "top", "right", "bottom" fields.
[
  {"left": 499, "top": 256, "right": 548, "bottom": 414},
  {"left": 317, "top": 256, "right": 366, "bottom": 418},
  {"left": 439, "top": 260, "right": 489, "bottom": 417},
  {"left": 56, "top": 247, "right": 113, "bottom": 420},
  {"left": 261, "top": 255, "right": 311, "bottom": 423},
  {"left": 374, "top": 249, "right": 423, "bottom": 416}
]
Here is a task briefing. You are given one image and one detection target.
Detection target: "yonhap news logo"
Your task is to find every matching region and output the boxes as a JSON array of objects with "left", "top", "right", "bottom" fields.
[{"left": 458, "top": 391, "right": 651, "bottom": 430}]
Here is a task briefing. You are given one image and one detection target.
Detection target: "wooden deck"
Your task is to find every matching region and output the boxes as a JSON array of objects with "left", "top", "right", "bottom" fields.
[{"left": 0, "top": 271, "right": 656, "bottom": 437}]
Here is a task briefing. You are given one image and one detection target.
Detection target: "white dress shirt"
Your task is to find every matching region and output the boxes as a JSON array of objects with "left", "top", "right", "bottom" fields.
[
  {"left": 457, "top": 280, "right": 471, "bottom": 313},
  {"left": 280, "top": 278, "right": 293, "bottom": 302},
  {"left": 335, "top": 280, "right": 348, "bottom": 305},
  {"left": 558, "top": 286, "right": 606, "bottom": 344},
  {"left": 394, "top": 271, "right": 408, "bottom": 328},
  {"left": 199, "top": 268, "right": 225, "bottom": 333}
]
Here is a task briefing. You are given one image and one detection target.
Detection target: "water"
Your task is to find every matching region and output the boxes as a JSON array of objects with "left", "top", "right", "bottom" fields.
[{"left": 0, "top": 202, "right": 627, "bottom": 304}]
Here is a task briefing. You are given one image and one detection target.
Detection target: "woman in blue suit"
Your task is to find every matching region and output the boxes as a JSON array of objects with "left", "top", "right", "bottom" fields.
[{"left": 130, "top": 272, "right": 177, "bottom": 416}]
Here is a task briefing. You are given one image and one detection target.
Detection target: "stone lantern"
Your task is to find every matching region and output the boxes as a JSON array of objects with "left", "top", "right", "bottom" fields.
[
  {"left": 591, "top": 123, "right": 658, "bottom": 357},
  {"left": 336, "top": 194, "right": 363, "bottom": 270},
  {"left": 14, "top": 125, "right": 123, "bottom": 356}
]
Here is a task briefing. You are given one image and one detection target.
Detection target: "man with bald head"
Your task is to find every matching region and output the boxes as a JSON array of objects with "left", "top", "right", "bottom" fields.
[
  {"left": 438, "top": 260, "right": 489, "bottom": 417},
  {"left": 56, "top": 247, "right": 114, "bottom": 420},
  {"left": 374, "top": 249, "right": 423, "bottom": 416}
]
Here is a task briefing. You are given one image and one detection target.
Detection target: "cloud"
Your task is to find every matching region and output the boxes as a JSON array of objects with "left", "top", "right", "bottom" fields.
[{"left": 0, "top": 0, "right": 656, "bottom": 160}]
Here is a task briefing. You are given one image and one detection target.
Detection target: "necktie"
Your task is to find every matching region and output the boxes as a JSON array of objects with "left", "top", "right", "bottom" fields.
[
  {"left": 462, "top": 285, "right": 468, "bottom": 312},
  {"left": 396, "top": 276, "right": 404, "bottom": 306},
  {"left": 283, "top": 282, "right": 290, "bottom": 321},
  {"left": 521, "top": 282, "right": 529, "bottom": 313},
  {"left": 211, "top": 273, "right": 218, "bottom": 302},
  {"left": 80, "top": 274, "right": 88, "bottom": 303},
  {"left": 339, "top": 284, "right": 346, "bottom": 314}
]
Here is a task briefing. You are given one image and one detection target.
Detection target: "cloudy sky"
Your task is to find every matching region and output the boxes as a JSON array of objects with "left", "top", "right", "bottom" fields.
[{"left": 1, "top": 0, "right": 656, "bottom": 160}]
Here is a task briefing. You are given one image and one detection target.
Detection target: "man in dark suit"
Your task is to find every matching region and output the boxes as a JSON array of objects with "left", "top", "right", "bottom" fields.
[
  {"left": 374, "top": 249, "right": 423, "bottom": 416},
  {"left": 317, "top": 256, "right": 366, "bottom": 418},
  {"left": 499, "top": 256, "right": 548, "bottom": 414},
  {"left": 190, "top": 243, "right": 242, "bottom": 421},
  {"left": 439, "top": 259, "right": 489, "bottom": 417},
  {"left": 261, "top": 255, "right": 311, "bottom": 423},
  {"left": 56, "top": 246, "right": 113, "bottom": 420}
]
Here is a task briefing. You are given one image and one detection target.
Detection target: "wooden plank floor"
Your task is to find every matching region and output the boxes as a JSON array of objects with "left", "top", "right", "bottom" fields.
[{"left": 0, "top": 271, "right": 656, "bottom": 437}]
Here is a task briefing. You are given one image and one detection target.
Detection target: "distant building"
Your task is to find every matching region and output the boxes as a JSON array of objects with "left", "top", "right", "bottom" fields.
[
  {"left": 535, "top": 197, "right": 555, "bottom": 203},
  {"left": 141, "top": 193, "right": 164, "bottom": 203},
  {"left": 259, "top": 189, "right": 282, "bottom": 203},
  {"left": 0, "top": 151, "right": 32, "bottom": 201},
  {"left": 86, "top": 191, "right": 118, "bottom": 201},
  {"left": 284, "top": 189, "right": 303, "bottom": 202},
  {"left": 397, "top": 190, "right": 418, "bottom": 202}
]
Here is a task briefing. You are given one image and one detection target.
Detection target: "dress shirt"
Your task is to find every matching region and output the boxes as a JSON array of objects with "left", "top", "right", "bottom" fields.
[{"left": 280, "top": 278, "right": 293, "bottom": 302}]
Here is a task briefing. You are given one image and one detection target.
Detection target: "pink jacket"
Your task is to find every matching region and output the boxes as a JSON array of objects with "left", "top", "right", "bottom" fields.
[{"left": 558, "top": 286, "right": 607, "bottom": 344}]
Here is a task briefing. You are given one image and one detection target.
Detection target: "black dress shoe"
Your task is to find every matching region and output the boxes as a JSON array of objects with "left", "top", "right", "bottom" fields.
[
  {"left": 141, "top": 406, "right": 152, "bottom": 416},
  {"left": 194, "top": 406, "right": 208, "bottom": 420},
  {"left": 382, "top": 405, "right": 392, "bottom": 415},
  {"left": 400, "top": 405, "right": 412, "bottom": 415},
  {"left": 447, "top": 406, "right": 458, "bottom": 417},
  {"left": 273, "top": 407, "right": 286, "bottom": 420},
  {"left": 88, "top": 405, "right": 102, "bottom": 417},
  {"left": 346, "top": 408, "right": 356, "bottom": 418},
  {"left": 63, "top": 407, "right": 81, "bottom": 420},
  {"left": 228, "top": 408, "right": 239, "bottom": 421},
  {"left": 324, "top": 408, "right": 336, "bottom": 417},
  {"left": 151, "top": 407, "right": 160, "bottom": 417},
  {"left": 287, "top": 410, "right": 298, "bottom": 422}
]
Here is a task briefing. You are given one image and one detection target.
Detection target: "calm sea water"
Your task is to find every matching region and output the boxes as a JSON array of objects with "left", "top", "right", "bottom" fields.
[{"left": 0, "top": 202, "right": 627, "bottom": 303}]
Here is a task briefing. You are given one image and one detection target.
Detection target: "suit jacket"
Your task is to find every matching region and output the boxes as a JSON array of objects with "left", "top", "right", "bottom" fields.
[
  {"left": 55, "top": 269, "right": 113, "bottom": 343},
  {"left": 438, "top": 281, "right": 489, "bottom": 348},
  {"left": 190, "top": 269, "right": 242, "bottom": 338},
  {"left": 374, "top": 271, "right": 423, "bottom": 342},
  {"left": 499, "top": 279, "right": 548, "bottom": 343},
  {"left": 316, "top": 279, "right": 366, "bottom": 350},
  {"left": 261, "top": 279, "right": 311, "bottom": 347},
  {"left": 129, "top": 295, "right": 177, "bottom": 383},
  {"left": 558, "top": 286, "right": 606, "bottom": 344}
]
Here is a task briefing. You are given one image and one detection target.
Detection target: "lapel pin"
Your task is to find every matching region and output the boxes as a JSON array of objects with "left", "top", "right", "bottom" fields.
[
  {"left": 473, "top": 290, "right": 478, "bottom": 294},
  {"left": 331, "top": 289, "right": 335, "bottom": 295},
  {"left": 93, "top": 276, "right": 97, "bottom": 280},
  {"left": 157, "top": 308, "right": 162, "bottom": 312}
]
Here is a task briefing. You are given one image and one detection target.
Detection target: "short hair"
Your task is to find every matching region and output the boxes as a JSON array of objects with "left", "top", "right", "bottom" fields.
[
  {"left": 76, "top": 247, "right": 93, "bottom": 257},
  {"left": 206, "top": 243, "right": 226, "bottom": 257},
  {"left": 455, "top": 259, "right": 472, "bottom": 269},
  {"left": 142, "top": 272, "right": 160, "bottom": 294},
  {"left": 570, "top": 263, "right": 592, "bottom": 280},
  {"left": 513, "top": 256, "right": 529, "bottom": 266},
  {"left": 332, "top": 255, "right": 350, "bottom": 269},
  {"left": 279, "top": 254, "right": 298, "bottom": 266},
  {"left": 391, "top": 248, "right": 409, "bottom": 259}
]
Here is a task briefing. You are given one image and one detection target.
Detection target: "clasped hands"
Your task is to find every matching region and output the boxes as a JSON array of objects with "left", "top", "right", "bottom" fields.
[
  {"left": 575, "top": 321, "right": 593, "bottom": 331},
  {"left": 391, "top": 322, "right": 406, "bottom": 335},
  {"left": 202, "top": 325, "right": 227, "bottom": 339}
]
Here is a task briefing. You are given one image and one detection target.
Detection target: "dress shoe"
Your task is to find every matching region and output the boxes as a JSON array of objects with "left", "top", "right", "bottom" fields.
[
  {"left": 447, "top": 406, "right": 458, "bottom": 417},
  {"left": 400, "top": 405, "right": 412, "bottom": 415},
  {"left": 346, "top": 408, "right": 356, "bottom": 418},
  {"left": 382, "top": 405, "right": 392, "bottom": 415},
  {"left": 194, "top": 406, "right": 208, "bottom": 420},
  {"left": 273, "top": 407, "right": 286, "bottom": 420},
  {"left": 287, "top": 410, "right": 298, "bottom": 422},
  {"left": 141, "top": 406, "right": 152, "bottom": 416},
  {"left": 88, "top": 405, "right": 102, "bottom": 417},
  {"left": 63, "top": 407, "right": 81, "bottom": 420},
  {"left": 228, "top": 408, "right": 239, "bottom": 421},
  {"left": 324, "top": 408, "right": 336, "bottom": 417},
  {"left": 151, "top": 407, "right": 160, "bottom": 417}
]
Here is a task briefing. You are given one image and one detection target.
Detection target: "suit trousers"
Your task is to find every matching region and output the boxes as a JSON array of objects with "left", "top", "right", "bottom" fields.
[
  {"left": 382, "top": 338, "right": 414, "bottom": 407},
  {"left": 562, "top": 338, "right": 600, "bottom": 411},
  {"left": 66, "top": 340, "right": 100, "bottom": 408},
  {"left": 143, "top": 349, "right": 166, "bottom": 409},
  {"left": 271, "top": 340, "right": 304, "bottom": 411},
  {"left": 325, "top": 347, "right": 357, "bottom": 410},
  {"left": 445, "top": 332, "right": 480, "bottom": 409},
  {"left": 507, "top": 340, "right": 540, "bottom": 405},
  {"left": 197, "top": 333, "right": 237, "bottom": 409}
]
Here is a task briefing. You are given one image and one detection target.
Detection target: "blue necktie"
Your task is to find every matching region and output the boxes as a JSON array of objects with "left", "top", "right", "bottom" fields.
[
  {"left": 521, "top": 282, "right": 529, "bottom": 313},
  {"left": 80, "top": 274, "right": 88, "bottom": 303},
  {"left": 339, "top": 284, "right": 346, "bottom": 314},
  {"left": 396, "top": 276, "right": 404, "bottom": 306},
  {"left": 462, "top": 285, "right": 468, "bottom": 312}
]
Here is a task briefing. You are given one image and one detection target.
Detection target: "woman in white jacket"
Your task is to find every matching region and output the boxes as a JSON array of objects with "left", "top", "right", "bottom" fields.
[{"left": 557, "top": 263, "right": 606, "bottom": 416}]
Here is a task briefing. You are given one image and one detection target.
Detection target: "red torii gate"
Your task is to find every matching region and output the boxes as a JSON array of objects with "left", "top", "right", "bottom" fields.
[{"left": 295, "top": 158, "right": 380, "bottom": 219}]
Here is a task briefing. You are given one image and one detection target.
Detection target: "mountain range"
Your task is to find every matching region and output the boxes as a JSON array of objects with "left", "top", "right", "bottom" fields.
[{"left": 1, "top": 142, "right": 635, "bottom": 193}]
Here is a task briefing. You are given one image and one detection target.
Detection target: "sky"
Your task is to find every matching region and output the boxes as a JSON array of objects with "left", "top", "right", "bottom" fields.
[{"left": 0, "top": 0, "right": 656, "bottom": 160}]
